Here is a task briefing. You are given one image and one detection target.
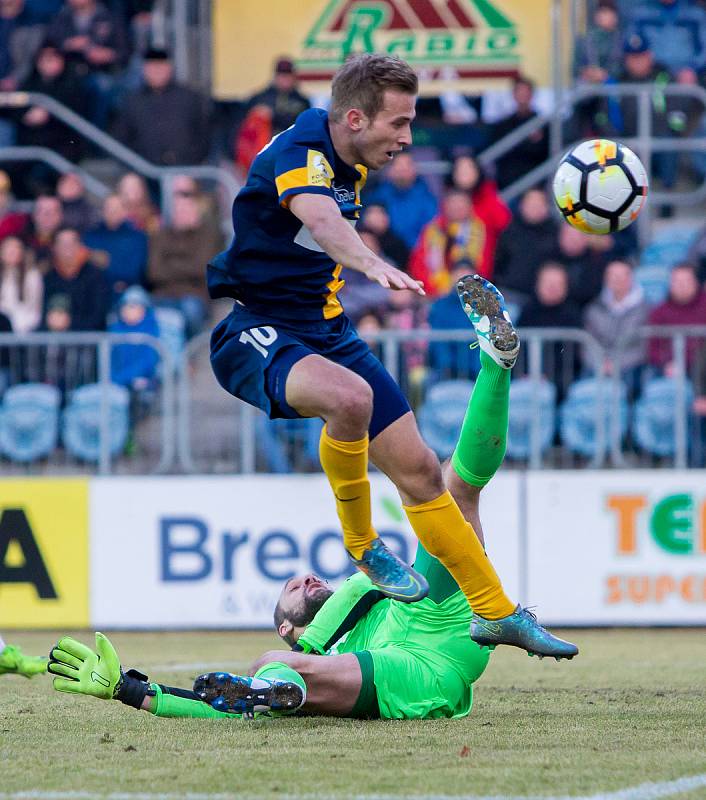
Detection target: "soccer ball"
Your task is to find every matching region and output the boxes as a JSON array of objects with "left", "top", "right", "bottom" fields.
[{"left": 552, "top": 139, "right": 648, "bottom": 234}]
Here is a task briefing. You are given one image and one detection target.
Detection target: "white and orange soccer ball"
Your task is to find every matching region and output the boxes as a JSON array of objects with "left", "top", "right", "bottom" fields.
[{"left": 552, "top": 139, "right": 648, "bottom": 234}]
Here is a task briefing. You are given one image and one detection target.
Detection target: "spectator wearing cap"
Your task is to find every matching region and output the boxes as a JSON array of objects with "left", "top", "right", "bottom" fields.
[
  {"left": 366, "top": 152, "right": 438, "bottom": 250},
  {"left": 108, "top": 284, "right": 160, "bottom": 395},
  {"left": 0, "top": 171, "right": 30, "bottom": 242},
  {"left": 0, "top": 235, "right": 43, "bottom": 333},
  {"left": 488, "top": 76, "right": 549, "bottom": 190},
  {"left": 628, "top": 0, "right": 706, "bottom": 75},
  {"left": 246, "top": 57, "right": 310, "bottom": 135},
  {"left": 83, "top": 193, "right": 148, "bottom": 298},
  {"left": 42, "top": 227, "right": 110, "bottom": 331},
  {"left": 45, "top": 0, "right": 127, "bottom": 127},
  {"left": 113, "top": 47, "right": 212, "bottom": 165}
]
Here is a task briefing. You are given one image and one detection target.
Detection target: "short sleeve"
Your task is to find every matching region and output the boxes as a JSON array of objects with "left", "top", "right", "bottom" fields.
[{"left": 274, "top": 145, "right": 335, "bottom": 208}]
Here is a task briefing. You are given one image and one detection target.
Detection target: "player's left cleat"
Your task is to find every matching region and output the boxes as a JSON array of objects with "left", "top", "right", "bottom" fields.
[
  {"left": 193, "top": 672, "right": 305, "bottom": 716},
  {"left": 456, "top": 274, "right": 519, "bottom": 370},
  {"left": 470, "top": 606, "right": 579, "bottom": 660},
  {"left": 348, "top": 538, "right": 429, "bottom": 602},
  {"left": 0, "top": 644, "right": 48, "bottom": 678}
]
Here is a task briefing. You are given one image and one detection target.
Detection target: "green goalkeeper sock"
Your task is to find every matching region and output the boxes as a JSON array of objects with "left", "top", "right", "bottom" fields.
[
  {"left": 451, "top": 351, "right": 510, "bottom": 487},
  {"left": 254, "top": 661, "right": 307, "bottom": 716},
  {"left": 150, "top": 683, "right": 234, "bottom": 719}
]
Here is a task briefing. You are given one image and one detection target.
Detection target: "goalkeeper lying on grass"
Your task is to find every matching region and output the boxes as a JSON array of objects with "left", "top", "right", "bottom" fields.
[{"left": 49, "top": 313, "right": 576, "bottom": 721}]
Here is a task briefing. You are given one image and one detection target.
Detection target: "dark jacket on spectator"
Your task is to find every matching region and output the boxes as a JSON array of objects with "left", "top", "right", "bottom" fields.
[
  {"left": 45, "top": 2, "right": 127, "bottom": 75},
  {"left": 489, "top": 111, "right": 549, "bottom": 190},
  {"left": 648, "top": 291, "right": 706, "bottom": 369},
  {"left": 147, "top": 223, "right": 223, "bottom": 300},
  {"left": 42, "top": 260, "right": 110, "bottom": 331},
  {"left": 114, "top": 82, "right": 211, "bottom": 165},
  {"left": 83, "top": 221, "right": 148, "bottom": 295},
  {"left": 493, "top": 216, "right": 558, "bottom": 298},
  {"left": 246, "top": 85, "right": 310, "bottom": 134}
]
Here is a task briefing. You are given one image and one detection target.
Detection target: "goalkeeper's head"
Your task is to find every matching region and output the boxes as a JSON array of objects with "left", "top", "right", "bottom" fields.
[{"left": 273, "top": 573, "right": 333, "bottom": 646}]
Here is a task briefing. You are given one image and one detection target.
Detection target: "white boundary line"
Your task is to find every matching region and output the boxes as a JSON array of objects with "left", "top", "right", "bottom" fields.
[{"left": 1, "top": 773, "right": 706, "bottom": 800}]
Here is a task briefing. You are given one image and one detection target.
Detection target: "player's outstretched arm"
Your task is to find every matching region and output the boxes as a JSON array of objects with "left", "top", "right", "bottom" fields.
[
  {"left": 48, "top": 633, "right": 233, "bottom": 719},
  {"left": 289, "top": 193, "right": 425, "bottom": 295}
]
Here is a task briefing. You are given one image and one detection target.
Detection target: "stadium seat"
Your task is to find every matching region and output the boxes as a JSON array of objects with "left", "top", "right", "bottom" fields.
[
  {"left": 559, "top": 377, "right": 628, "bottom": 459},
  {"left": 506, "top": 376, "right": 556, "bottom": 460},
  {"left": 634, "top": 265, "right": 670, "bottom": 306},
  {"left": 255, "top": 415, "right": 323, "bottom": 473},
  {"left": 61, "top": 383, "right": 130, "bottom": 462},
  {"left": 0, "top": 383, "right": 61, "bottom": 462},
  {"left": 632, "top": 376, "right": 695, "bottom": 458},
  {"left": 418, "top": 379, "right": 475, "bottom": 458},
  {"left": 640, "top": 226, "right": 697, "bottom": 267},
  {"left": 154, "top": 306, "right": 186, "bottom": 362}
]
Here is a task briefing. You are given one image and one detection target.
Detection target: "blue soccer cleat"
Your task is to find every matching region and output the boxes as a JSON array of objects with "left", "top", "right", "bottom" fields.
[
  {"left": 456, "top": 274, "right": 520, "bottom": 370},
  {"left": 193, "top": 672, "right": 305, "bottom": 715},
  {"left": 348, "top": 538, "right": 429, "bottom": 602},
  {"left": 470, "top": 606, "right": 579, "bottom": 660}
]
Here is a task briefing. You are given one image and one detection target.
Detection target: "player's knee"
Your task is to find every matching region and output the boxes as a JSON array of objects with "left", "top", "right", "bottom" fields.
[
  {"left": 400, "top": 446, "right": 445, "bottom": 503},
  {"left": 331, "top": 377, "right": 373, "bottom": 426}
]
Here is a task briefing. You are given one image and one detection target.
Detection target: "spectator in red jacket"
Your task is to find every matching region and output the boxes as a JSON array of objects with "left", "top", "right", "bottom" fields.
[
  {"left": 446, "top": 154, "right": 511, "bottom": 280},
  {"left": 648, "top": 263, "right": 706, "bottom": 375},
  {"left": 409, "top": 189, "right": 487, "bottom": 299},
  {"left": 0, "top": 171, "right": 29, "bottom": 243}
]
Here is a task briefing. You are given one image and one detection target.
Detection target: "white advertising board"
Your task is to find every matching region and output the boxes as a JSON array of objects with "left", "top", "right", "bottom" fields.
[
  {"left": 526, "top": 471, "right": 706, "bottom": 625},
  {"left": 91, "top": 473, "right": 521, "bottom": 628}
]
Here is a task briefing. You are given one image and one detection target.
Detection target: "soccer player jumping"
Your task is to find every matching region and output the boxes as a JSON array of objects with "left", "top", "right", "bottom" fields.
[{"left": 207, "top": 53, "right": 575, "bottom": 656}]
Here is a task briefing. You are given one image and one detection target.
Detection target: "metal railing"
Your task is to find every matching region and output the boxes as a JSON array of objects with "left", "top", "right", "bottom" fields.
[
  {"left": 0, "top": 326, "right": 703, "bottom": 474},
  {"left": 0, "top": 91, "right": 240, "bottom": 222}
]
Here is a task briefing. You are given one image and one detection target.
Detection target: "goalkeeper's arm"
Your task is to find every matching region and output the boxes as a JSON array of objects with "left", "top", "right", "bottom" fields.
[{"left": 48, "top": 633, "right": 232, "bottom": 720}]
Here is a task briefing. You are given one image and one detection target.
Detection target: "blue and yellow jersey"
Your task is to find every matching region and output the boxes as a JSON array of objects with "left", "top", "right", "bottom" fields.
[{"left": 207, "top": 108, "right": 368, "bottom": 321}]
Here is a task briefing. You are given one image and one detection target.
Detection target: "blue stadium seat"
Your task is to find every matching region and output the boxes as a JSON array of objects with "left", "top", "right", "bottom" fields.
[
  {"left": 640, "top": 226, "right": 697, "bottom": 267},
  {"left": 255, "top": 415, "right": 323, "bottom": 473},
  {"left": 506, "top": 377, "right": 556, "bottom": 460},
  {"left": 154, "top": 306, "right": 186, "bottom": 362},
  {"left": 559, "top": 377, "right": 628, "bottom": 459},
  {"left": 61, "top": 383, "right": 130, "bottom": 462},
  {"left": 633, "top": 376, "right": 695, "bottom": 458},
  {"left": 634, "top": 265, "right": 670, "bottom": 306},
  {"left": 0, "top": 383, "right": 61, "bottom": 462},
  {"left": 418, "top": 379, "right": 475, "bottom": 459}
]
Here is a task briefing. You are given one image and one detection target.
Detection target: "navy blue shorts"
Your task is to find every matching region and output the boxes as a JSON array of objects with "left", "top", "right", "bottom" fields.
[{"left": 210, "top": 305, "right": 411, "bottom": 440}]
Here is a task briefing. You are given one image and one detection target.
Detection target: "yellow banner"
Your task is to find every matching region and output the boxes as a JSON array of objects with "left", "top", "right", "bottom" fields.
[
  {"left": 0, "top": 480, "right": 89, "bottom": 628},
  {"left": 213, "top": 0, "right": 561, "bottom": 99}
]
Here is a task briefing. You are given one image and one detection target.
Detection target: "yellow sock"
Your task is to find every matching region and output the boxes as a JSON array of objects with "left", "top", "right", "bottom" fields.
[
  {"left": 319, "top": 425, "right": 377, "bottom": 560},
  {"left": 403, "top": 490, "right": 515, "bottom": 619}
]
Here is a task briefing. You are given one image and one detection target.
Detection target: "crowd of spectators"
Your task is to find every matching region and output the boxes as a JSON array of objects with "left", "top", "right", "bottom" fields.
[{"left": 2, "top": 0, "right": 706, "bottom": 462}]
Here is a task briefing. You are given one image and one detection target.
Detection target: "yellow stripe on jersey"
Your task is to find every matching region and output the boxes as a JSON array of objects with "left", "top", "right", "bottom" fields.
[
  {"left": 354, "top": 164, "right": 368, "bottom": 218},
  {"left": 307, "top": 149, "right": 334, "bottom": 188},
  {"left": 323, "top": 263, "right": 345, "bottom": 319},
  {"left": 275, "top": 167, "right": 310, "bottom": 203}
]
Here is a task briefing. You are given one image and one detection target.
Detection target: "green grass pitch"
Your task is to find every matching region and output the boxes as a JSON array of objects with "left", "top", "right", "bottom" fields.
[{"left": 1, "top": 629, "right": 705, "bottom": 799}]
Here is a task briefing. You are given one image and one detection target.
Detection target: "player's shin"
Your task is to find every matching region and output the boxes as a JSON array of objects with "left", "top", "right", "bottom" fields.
[
  {"left": 403, "top": 490, "right": 515, "bottom": 620},
  {"left": 319, "top": 424, "right": 377, "bottom": 559},
  {"left": 451, "top": 351, "right": 510, "bottom": 487}
]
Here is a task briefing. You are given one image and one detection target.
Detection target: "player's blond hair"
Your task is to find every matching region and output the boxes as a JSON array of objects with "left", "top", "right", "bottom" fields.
[{"left": 330, "top": 53, "right": 418, "bottom": 122}]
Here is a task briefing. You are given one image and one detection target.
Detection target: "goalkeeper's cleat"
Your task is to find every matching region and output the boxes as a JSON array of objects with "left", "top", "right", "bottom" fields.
[
  {"left": 470, "top": 606, "right": 579, "bottom": 660},
  {"left": 348, "top": 538, "right": 429, "bottom": 602},
  {"left": 193, "top": 672, "right": 305, "bottom": 716},
  {"left": 456, "top": 274, "right": 519, "bottom": 370},
  {"left": 48, "top": 632, "right": 121, "bottom": 699},
  {"left": 0, "top": 644, "right": 48, "bottom": 678}
]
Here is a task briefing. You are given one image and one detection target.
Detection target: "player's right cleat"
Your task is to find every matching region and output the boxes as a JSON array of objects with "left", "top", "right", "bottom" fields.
[
  {"left": 456, "top": 274, "right": 520, "bottom": 370},
  {"left": 0, "top": 644, "right": 48, "bottom": 678},
  {"left": 193, "top": 672, "right": 305, "bottom": 715},
  {"left": 470, "top": 606, "right": 579, "bottom": 660},
  {"left": 348, "top": 538, "right": 429, "bottom": 602}
]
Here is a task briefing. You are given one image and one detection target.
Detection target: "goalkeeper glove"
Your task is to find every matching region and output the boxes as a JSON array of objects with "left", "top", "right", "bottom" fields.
[{"left": 48, "top": 632, "right": 151, "bottom": 709}]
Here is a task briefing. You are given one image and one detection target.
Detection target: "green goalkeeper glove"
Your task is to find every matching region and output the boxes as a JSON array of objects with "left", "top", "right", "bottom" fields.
[
  {"left": 48, "top": 633, "right": 121, "bottom": 699},
  {"left": 48, "top": 633, "right": 151, "bottom": 709}
]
